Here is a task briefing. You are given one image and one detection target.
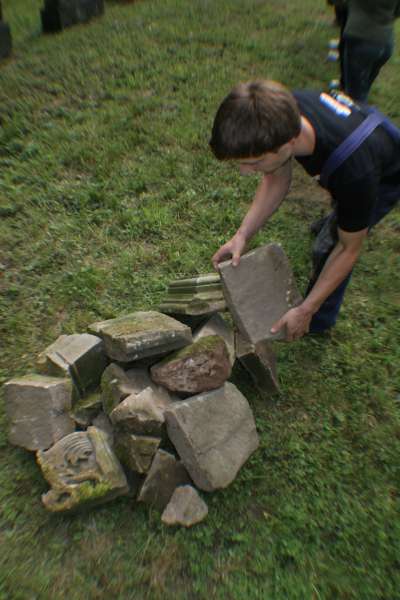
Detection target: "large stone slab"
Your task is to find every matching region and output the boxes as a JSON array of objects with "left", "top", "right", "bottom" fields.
[
  {"left": 138, "top": 449, "right": 191, "bottom": 511},
  {"left": 161, "top": 485, "right": 208, "bottom": 527},
  {"left": 37, "top": 426, "right": 128, "bottom": 512},
  {"left": 219, "top": 243, "right": 302, "bottom": 342},
  {"left": 88, "top": 311, "right": 192, "bottom": 363},
  {"left": 235, "top": 332, "right": 280, "bottom": 396},
  {"left": 150, "top": 335, "right": 231, "bottom": 395},
  {"left": 113, "top": 432, "right": 160, "bottom": 474},
  {"left": 193, "top": 313, "right": 235, "bottom": 366},
  {"left": 41, "top": 0, "right": 104, "bottom": 33},
  {"left": 4, "top": 375, "right": 75, "bottom": 451},
  {"left": 37, "top": 333, "right": 107, "bottom": 398},
  {"left": 165, "top": 382, "right": 259, "bottom": 491},
  {"left": 110, "top": 387, "right": 166, "bottom": 436},
  {"left": 0, "top": 20, "right": 12, "bottom": 60}
]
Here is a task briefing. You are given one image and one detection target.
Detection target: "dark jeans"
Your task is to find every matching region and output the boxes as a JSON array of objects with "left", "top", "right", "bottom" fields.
[
  {"left": 340, "top": 35, "right": 393, "bottom": 102},
  {"left": 308, "top": 184, "right": 399, "bottom": 333}
]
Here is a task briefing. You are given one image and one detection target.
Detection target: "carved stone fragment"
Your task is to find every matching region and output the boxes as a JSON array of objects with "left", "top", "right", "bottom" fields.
[{"left": 37, "top": 426, "right": 128, "bottom": 512}]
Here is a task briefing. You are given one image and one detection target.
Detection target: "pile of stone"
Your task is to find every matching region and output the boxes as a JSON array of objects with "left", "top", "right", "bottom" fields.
[
  {"left": 4, "top": 243, "right": 301, "bottom": 527},
  {"left": 41, "top": 0, "right": 104, "bottom": 33},
  {"left": 0, "top": 2, "right": 12, "bottom": 60}
]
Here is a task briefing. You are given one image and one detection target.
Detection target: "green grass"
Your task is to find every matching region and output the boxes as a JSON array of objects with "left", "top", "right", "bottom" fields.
[{"left": 0, "top": 1, "right": 400, "bottom": 598}]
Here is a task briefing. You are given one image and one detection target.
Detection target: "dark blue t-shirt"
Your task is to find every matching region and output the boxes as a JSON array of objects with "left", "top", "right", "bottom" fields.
[{"left": 293, "top": 90, "right": 400, "bottom": 231}]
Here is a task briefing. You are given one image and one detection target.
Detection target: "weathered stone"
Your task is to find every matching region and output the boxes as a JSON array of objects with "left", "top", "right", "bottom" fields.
[
  {"left": 0, "top": 20, "right": 12, "bottom": 60},
  {"left": 101, "top": 363, "right": 134, "bottom": 414},
  {"left": 110, "top": 387, "right": 166, "bottom": 436},
  {"left": 235, "top": 332, "right": 280, "bottom": 396},
  {"left": 37, "top": 426, "right": 128, "bottom": 512},
  {"left": 4, "top": 375, "right": 75, "bottom": 451},
  {"left": 91, "top": 411, "right": 114, "bottom": 446},
  {"left": 165, "top": 382, "right": 259, "bottom": 491},
  {"left": 161, "top": 485, "right": 208, "bottom": 527},
  {"left": 37, "top": 333, "right": 107, "bottom": 398},
  {"left": 113, "top": 432, "right": 160, "bottom": 474},
  {"left": 160, "top": 273, "right": 226, "bottom": 316},
  {"left": 138, "top": 449, "right": 191, "bottom": 511},
  {"left": 150, "top": 335, "right": 231, "bottom": 394},
  {"left": 88, "top": 311, "right": 192, "bottom": 363},
  {"left": 193, "top": 313, "right": 235, "bottom": 367},
  {"left": 69, "top": 390, "right": 102, "bottom": 427},
  {"left": 41, "top": 0, "right": 104, "bottom": 33},
  {"left": 219, "top": 243, "right": 302, "bottom": 342}
]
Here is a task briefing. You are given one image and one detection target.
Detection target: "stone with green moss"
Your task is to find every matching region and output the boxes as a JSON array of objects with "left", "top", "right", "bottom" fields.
[
  {"left": 114, "top": 432, "right": 161, "bottom": 474},
  {"left": 150, "top": 335, "right": 232, "bottom": 394},
  {"left": 88, "top": 311, "right": 192, "bottom": 362},
  {"left": 37, "top": 427, "right": 128, "bottom": 512}
]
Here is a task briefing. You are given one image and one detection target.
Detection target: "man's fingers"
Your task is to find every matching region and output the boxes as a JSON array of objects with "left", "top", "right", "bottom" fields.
[
  {"left": 231, "top": 252, "right": 241, "bottom": 267},
  {"left": 270, "top": 318, "right": 284, "bottom": 334}
]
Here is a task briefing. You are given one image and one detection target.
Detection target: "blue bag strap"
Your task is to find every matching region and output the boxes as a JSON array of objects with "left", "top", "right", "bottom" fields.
[
  {"left": 364, "top": 106, "right": 400, "bottom": 143},
  {"left": 320, "top": 110, "right": 385, "bottom": 188}
]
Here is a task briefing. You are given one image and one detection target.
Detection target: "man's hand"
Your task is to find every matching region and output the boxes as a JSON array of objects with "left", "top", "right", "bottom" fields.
[
  {"left": 212, "top": 232, "right": 247, "bottom": 270},
  {"left": 270, "top": 305, "right": 313, "bottom": 341}
]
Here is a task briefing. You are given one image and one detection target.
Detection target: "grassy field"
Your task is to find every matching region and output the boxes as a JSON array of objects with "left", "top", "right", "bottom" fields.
[{"left": 0, "top": 1, "right": 399, "bottom": 598}]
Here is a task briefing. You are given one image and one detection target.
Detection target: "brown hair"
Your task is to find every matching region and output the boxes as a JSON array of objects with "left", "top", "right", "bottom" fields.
[{"left": 209, "top": 80, "right": 301, "bottom": 160}]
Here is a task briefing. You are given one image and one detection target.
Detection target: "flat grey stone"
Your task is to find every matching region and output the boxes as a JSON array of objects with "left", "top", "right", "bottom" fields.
[
  {"left": 4, "top": 375, "right": 75, "bottom": 451},
  {"left": 150, "top": 335, "right": 232, "bottom": 395},
  {"left": 37, "top": 426, "right": 128, "bottom": 512},
  {"left": 138, "top": 449, "right": 191, "bottom": 511},
  {"left": 37, "top": 333, "right": 107, "bottom": 398},
  {"left": 113, "top": 432, "right": 160, "bottom": 474},
  {"left": 165, "top": 382, "right": 259, "bottom": 491},
  {"left": 161, "top": 485, "right": 208, "bottom": 527},
  {"left": 236, "top": 332, "right": 280, "bottom": 396},
  {"left": 193, "top": 313, "right": 235, "bottom": 367},
  {"left": 88, "top": 311, "right": 192, "bottom": 362},
  {"left": 219, "top": 243, "right": 302, "bottom": 342},
  {"left": 160, "top": 274, "right": 226, "bottom": 316}
]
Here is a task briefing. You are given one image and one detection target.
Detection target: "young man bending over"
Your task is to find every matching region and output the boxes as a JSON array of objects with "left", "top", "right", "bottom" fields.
[{"left": 210, "top": 80, "right": 399, "bottom": 341}]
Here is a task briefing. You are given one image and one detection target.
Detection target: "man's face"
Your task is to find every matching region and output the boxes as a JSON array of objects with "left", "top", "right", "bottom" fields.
[{"left": 237, "top": 142, "right": 293, "bottom": 176}]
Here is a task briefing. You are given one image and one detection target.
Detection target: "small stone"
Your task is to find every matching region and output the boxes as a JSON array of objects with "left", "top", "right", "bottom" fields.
[
  {"left": 235, "top": 332, "right": 280, "bottom": 396},
  {"left": 193, "top": 313, "right": 235, "bottom": 366},
  {"left": 138, "top": 449, "right": 191, "bottom": 511},
  {"left": 150, "top": 335, "right": 231, "bottom": 394},
  {"left": 219, "top": 243, "right": 302, "bottom": 342},
  {"left": 113, "top": 432, "right": 160, "bottom": 474},
  {"left": 165, "top": 382, "right": 259, "bottom": 491},
  {"left": 37, "top": 333, "right": 108, "bottom": 398},
  {"left": 161, "top": 485, "right": 208, "bottom": 527},
  {"left": 37, "top": 426, "right": 128, "bottom": 512},
  {"left": 88, "top": 311, "right": 192, "bottom": 363},
  {"left": 4, "top": 375, "right": 75, "bottom": 451}
]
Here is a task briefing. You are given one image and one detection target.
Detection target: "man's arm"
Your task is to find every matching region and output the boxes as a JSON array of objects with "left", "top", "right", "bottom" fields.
[
  {"left": 212, "top": 160, "right": 292, "bottom": 268},
  {"left": 271, "top": 225, "right": 368, "bottom": 340}
]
